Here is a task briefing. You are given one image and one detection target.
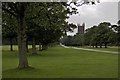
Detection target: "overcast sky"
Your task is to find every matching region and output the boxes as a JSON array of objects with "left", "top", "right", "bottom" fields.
[{"left": 67, "top": 0, "right": 119, "bottom": 36}]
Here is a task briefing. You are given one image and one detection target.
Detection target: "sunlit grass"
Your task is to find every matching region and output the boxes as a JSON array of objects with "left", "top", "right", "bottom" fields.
[{"left": 2, "top": 45, "right": 32, "bottom": 51}]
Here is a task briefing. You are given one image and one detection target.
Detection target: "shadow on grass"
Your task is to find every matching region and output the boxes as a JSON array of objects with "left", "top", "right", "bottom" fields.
[
  {"left": 2, "top": 67, "right": 42, "bottom": 78},
  {"left": 27, "top": 51, "right": 69, "bottom": 58}
]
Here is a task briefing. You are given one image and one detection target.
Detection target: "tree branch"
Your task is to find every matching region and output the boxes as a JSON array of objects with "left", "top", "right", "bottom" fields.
[{"left": 2, "top": 7, "right": 17, "bottom": 17}]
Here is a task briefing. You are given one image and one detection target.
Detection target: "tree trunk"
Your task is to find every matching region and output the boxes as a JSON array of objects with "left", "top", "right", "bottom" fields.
[
  {"left": 95, "top": 43, "right": 98, "bottom": 48},
  {"left": 10, "top": 39, "right": 13, "bottom": 51},
  {"left": 42, "top": 44, "right": 48, "bottom": 50},
  {"left": 17, "top": 3, "right": 30, "bottom": 69},
  {"left": 105, "top": 43, "right": 107, "bottom": 48},
  {"left": 26, "top": 40, "right": 29, "bottom": 53},
  {"left": 32, "top": 38, "right": 37, "bottom": 55},
  {"left": 17, "top": 22, "right": 29, "bottom": 68},
  {"left": 39, "top": 43, "right": 42, "bottom": 51},
  {"left": 100, "top": 43, "right": 102, "bottom": 48}
]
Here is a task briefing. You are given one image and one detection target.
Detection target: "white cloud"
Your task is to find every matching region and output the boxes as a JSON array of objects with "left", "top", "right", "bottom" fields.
[{"left": 77, "top": 5, "right": 100, "bottom": 18}]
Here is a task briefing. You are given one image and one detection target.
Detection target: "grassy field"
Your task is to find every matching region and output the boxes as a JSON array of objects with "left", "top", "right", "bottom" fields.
[
  {"left": 78, "top": 46, "right": 118, "bottom": 52},
  {"left": 2, "top": 45, "right": 118, "bottom": 78}
]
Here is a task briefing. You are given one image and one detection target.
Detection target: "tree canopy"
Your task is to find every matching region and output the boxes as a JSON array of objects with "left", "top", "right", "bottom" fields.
[
  {"left": 61, "top": 22, "right": 118, "bottom": 48},
  {"left": 2, "top": 0, "right": 100, "bottom": 69}
]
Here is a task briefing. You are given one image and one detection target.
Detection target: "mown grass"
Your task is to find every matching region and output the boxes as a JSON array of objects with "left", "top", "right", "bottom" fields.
[
  {"left": 78, "top": 46, "right": 118, "bottom": 52},
  {"left": 2, "top": 45, "right": 118, "bottom": 78}
]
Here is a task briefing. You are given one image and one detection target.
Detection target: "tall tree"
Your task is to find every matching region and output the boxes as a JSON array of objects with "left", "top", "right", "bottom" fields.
[
  {"left": 85, "top": 22, "right": 115, "bottom": 48},
  {"left": 97, "top": 22, "right": 111, "bottom": 48},
  {"left": 2, "top": 2, "right": 30, "bottom": 68},
  {"left": 2, "top": 1, "right": 100, "bottom": 68}
]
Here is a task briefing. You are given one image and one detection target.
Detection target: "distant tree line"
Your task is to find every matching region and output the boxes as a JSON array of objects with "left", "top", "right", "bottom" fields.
[{"left": 61, "top": 21, "right": 120, "bottom": 48}]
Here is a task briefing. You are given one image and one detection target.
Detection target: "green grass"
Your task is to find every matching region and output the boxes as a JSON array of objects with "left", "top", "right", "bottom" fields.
[
  {"left": 2, "top": 45, "right": 118, "bottom": 78},
  {"left": 2, "top": 45, "right": 32, "bottom": 51},
  {"left": 78, "top": 46, "right": 118, "bottom": 52}
]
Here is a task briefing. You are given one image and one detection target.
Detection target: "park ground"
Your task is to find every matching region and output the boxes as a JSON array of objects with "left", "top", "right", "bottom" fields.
[
  {"left": 2, "top": 45, "right": 118, "bottom": 78},
  {"left": 79, "top": 46, "right": 118, "bottom": 52}
]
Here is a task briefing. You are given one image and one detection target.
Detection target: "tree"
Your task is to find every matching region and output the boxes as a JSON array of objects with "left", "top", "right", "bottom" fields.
[
  {"left": 61, "top": 36, "right": 73, "bottom": 46},
  {"left": 85, "top": 22, "right": 115, "bottom": 48},
  {"left": 2, "top": 2, "right": 30, "bottom": 68},
  {"left": 2, "top": 1, "right": 100, "bottom": 69},
  {"left": 84, "top": 25, "right": 98, "bottom": 47},
  {"left": 111, "top": 20, "right": 120, "bottom": 46},
  {"left": 70, "top": 34, "right": 84, "bottom": 46},
  {"left": 97, "top": 22, "right": 111, "bottom": 48},
  {"left": 3, "top": 2, "right": 67, "bottom": 68},
  {"left": 26, "top": 21, "right": 38, "bottom": 55}
]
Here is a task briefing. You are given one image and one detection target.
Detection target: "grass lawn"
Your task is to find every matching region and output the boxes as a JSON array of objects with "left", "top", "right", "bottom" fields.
[
  {"left": 2, "top": 45, "right": 118, "bottom": 78},
  {"left": 78, "top": 46, "right": 118, "bottom": 52}
]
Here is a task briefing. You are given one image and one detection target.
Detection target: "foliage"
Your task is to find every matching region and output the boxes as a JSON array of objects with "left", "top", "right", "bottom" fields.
[
  {"left": 2, "top": 1, "right": 100, "bottom": 68},
  {"left": 111, "top": 20, "right": 120, "bottom": 46},
  {"left": 2, "top": 11, "right": 17, "bottom": 40},
  {"left": 61, "top": 22, "right": 117, "bottom": 48}
]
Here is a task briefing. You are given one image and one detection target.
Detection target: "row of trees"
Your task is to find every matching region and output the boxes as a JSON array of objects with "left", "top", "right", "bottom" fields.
[
  {"left": 61, "top": 22, "right": 119, "bottom": 48},
  {"left": 2, "top": 2, "right": 76, "bottom": 68},
  {"left": 2, "top": 1, "right": 99, "bottom": 69}
]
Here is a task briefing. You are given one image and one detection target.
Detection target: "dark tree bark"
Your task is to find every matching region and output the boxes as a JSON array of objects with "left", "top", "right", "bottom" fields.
[
  {"left": 10, "top": 39, "right": 13, "bottom": 51},
  {"left": 39, "top": 43, "right": 42, "bottom": 51},
  {"left": 26, "top": 40, "right": 29, "bottom": 53},
  {"left": 32, "top": 38, "right": 37, "bottom": 55},
  {"left": 42, "top": 44, "right": 48, "bottom": 50},
  {"left": 105, "top": 42, "right": 107, "bottom": 48},
  {"left": 95, "top": 43, "right": 98, "bottom": 48},
  {"left": 17, "top": 3, "right": 30, "bottom": 69},
  {"left": 100, "top": 43, "right": 102, "bottom": 48}
]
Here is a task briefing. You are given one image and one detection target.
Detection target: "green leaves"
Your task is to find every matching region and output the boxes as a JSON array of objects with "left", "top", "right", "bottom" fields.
[
  {"left": 2, "top": 2, "right": 77, "bottom": 46},
  {"left": 85, "top": 22, "right": 117, "bottom": 46},
  {"left": 2, "top": 10, "right": 17, "bottom": 39}
]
